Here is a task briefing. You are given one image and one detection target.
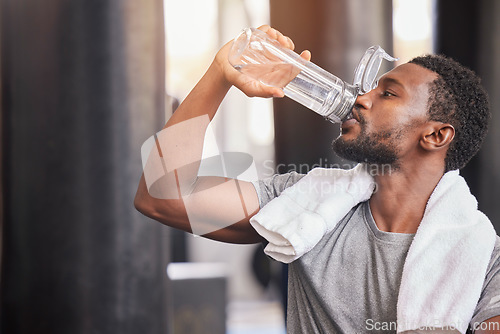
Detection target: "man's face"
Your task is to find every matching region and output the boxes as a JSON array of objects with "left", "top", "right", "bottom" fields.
[{"left": 332, "top": 63, "right": 438, "bottom": 168}]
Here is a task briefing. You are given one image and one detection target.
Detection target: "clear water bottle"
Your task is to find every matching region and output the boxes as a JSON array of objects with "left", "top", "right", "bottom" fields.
[{"left": 228, "top": 28, "right": 397, "bottom": 123}]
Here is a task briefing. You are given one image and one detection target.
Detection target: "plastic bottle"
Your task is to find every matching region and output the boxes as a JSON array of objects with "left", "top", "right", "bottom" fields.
[{"left": 228, "top": 28, "right": 397, "bottom": 123}]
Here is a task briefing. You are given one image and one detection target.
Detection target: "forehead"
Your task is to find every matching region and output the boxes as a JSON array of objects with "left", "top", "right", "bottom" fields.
[{"left": 379, "top": 63, "right": 438, "bottom": 90}]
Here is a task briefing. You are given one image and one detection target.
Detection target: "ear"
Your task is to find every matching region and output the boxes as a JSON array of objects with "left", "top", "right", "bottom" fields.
[{"left": 419, "top": 122, "right": 455, "bottom": 151}]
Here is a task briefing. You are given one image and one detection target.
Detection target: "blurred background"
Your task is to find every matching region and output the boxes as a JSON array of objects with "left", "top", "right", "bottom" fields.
[{"left": 1, "top": 0, "right": 499, "bottom": 333}]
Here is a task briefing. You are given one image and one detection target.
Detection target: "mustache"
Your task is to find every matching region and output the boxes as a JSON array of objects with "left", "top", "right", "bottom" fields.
[{"left": 353, "top": 106, "right": 366, "bottom": 125}]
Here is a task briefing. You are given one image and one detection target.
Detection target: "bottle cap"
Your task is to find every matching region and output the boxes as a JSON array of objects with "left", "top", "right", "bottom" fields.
[{"left": 353, "top": 45, "right": 398, "bottom": 94}]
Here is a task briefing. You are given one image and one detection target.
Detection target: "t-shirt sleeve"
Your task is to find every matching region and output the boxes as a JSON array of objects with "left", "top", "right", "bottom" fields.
[
  {"left": 251, "top": 171, "right": 306, "bottom": 208},
  {"left": 469, "top": 236, "right": 500, "bottom": 330}
]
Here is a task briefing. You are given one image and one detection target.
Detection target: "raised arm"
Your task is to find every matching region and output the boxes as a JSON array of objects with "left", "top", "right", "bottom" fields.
[{"left": 134, "top": 26, "right": 310, "bottom": 244}]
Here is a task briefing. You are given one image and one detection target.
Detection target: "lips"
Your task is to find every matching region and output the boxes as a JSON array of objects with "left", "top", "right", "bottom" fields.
[
  {"left": 341, "top": 108, "right": 360, "bottom": 130},
  {"left": 341, "top": 117, "right": 358, "bottom": 128},
  {"left": 351, "top": 107, "right": 361, "bottom": 123}
]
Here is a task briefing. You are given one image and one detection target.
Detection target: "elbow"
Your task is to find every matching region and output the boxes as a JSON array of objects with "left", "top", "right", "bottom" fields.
[
  {"left": 134, "top": 192, "right": 146, "bottom": 215},
  {"left": 134, "top": 187, "right": 158, "bottom": 219},
  {"left": 134, "top": 175, "right": 163, "bottom": 218},
  {"left": 134, "top": 188, "right": 188, "bottom": 232},
  {"left": 134, "top": 192, "right": 164, "bottom": 224},
  {"left": 134, "top": 174, "right": 153, "bottom": 216}
]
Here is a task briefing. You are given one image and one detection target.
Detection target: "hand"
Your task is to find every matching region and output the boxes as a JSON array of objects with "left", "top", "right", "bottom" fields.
[{"left": 213, "top": 25, "right": 312, "bottom": 98}]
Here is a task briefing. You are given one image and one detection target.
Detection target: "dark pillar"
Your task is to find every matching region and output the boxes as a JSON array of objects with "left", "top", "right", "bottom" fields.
[
  {"left": 434, "top": 0, "right": 481, "bottom": 198},
  {"left": 270, "top": 0, "right": 393, "bottom": 173},
  {"left": 1, "top": 0, "right": 169, "bottom": 333},
  {"left": 435, "top": 0, "right": 500, "bottom": 231}
]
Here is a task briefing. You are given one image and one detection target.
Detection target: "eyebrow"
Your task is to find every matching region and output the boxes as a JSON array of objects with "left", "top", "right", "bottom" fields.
[{"left": 378, "top": 76, "right": 406, "bottom": 92}]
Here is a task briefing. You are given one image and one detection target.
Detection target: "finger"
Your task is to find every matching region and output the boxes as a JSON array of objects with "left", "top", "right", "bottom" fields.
[
  {"left": 272, "top": 88, "right": 285, "bottom": 98},
  {"left": 300, "top": 50, "right": 311, "bottom": 62},
  {"left": 275, "top": 30, "right": 284, "bottom": 41},
  {"left": 257, "top": 24, "right": 271, "bottom": 33},
  {"left": 277, "top": 34, "right": 293, "bottom": 50},
  {"left": 258, "top": 25, "right": 294, "bottom": 51},
  {"left": 254, "top": 83, "right": 284, "bottom": 98},
  {"left": 266, "top": 27, "right": 278, "bottom": 40},
  {"left": 247, "top": 86, "right": 284, "bottom": 99}
]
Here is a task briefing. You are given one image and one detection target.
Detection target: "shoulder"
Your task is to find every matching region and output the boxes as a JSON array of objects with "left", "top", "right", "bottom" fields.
[
  {"left": 482, "top": 235, "right": 500, "bottom": 287},
  {"left": 471, "top": 235, "right": 500, "bottom": 325},
  {"left": 487, "top": 236, "right": 500, "bottom": 272},
  {"left": 252, "top": 171, "right": 306, "bottom": 208}
]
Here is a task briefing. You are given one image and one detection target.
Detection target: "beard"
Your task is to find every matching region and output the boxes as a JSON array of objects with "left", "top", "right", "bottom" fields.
[{"left": 332, "top": 115, "right": 402, "bottom": 167}]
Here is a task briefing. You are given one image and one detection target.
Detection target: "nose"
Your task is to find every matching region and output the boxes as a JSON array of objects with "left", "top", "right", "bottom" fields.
[{"left": 355, "top": 90, "right": 373, "bottom": 110}]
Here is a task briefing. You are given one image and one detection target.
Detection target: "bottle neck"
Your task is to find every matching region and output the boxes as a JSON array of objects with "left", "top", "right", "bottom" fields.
[{"left": 324, "top": 83, "right": 358, "bottom": 123}]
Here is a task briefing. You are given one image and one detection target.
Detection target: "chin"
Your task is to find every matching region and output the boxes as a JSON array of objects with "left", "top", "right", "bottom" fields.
[
  {"left": 331, "top": 135, "right": 399, "bottom": 167},
  {"left": 331, "top": 136, "right": 356, "bottom": 161},
  {"left": 335, "top": 132, "right": 357, "bottom": 145},
  {"left": 339, "top": 125, "right": 361, "bottom": 139}
]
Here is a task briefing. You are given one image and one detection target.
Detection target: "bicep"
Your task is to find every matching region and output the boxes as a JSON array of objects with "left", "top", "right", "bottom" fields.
[{"left": 181, "top": 176, "right": 262, "bottom": 243}]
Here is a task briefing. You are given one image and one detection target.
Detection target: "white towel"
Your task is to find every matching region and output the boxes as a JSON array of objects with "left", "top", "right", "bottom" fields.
[
  {"left": 250, "top": 163, "right": 376, "bottom": 263},
  {"left": 249, "top": 165, "right": 496, "bottom": 333}
]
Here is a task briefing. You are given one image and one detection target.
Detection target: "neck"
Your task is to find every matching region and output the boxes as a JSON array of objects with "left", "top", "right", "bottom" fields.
[{"left": 369, "top": 162, "right": 445, "bottom": 233}]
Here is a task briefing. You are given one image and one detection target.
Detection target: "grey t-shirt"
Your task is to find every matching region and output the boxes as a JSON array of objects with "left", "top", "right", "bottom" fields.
[{"left": 253, "top": 172, "right": 500, "bottom": 333}]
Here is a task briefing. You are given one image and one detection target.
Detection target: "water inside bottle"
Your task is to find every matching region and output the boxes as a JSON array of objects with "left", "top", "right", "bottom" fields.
[{"left": 284, "top": 71, "right": 345, "bottom": 117}]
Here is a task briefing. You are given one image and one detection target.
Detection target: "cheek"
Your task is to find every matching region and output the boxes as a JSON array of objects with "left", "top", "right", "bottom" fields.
[
  {"left": 377, "top": 104, "right": 423, "bottom": 132},
  {"left": 365, "top": 116, "right": 396, "bottom": 137},
  {"left": 393, "top": 124, "right": 426, "bottom": 152},
  {"left": 369, "top": 102, "right": 406, "bottom": 129}
]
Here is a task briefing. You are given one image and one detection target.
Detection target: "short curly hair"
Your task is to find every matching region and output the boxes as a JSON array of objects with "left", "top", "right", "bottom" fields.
[{"left": 409, "top": 54, "right": 490, "bottom": 172}]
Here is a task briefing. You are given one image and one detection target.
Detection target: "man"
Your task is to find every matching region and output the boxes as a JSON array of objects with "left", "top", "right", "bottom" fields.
[{"left": 134, "top": 26, "right": 500, "bottom": 333}]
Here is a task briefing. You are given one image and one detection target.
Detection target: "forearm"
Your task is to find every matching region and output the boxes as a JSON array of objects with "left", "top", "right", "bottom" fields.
[
  {"left": 135, "top": 62, "right": 231, "bottom": 227},
  {"left": 166, "top": 61, "right": 231, "bottom": 128},
  {"left": 157, "top": 62, "right": 232, "bottom": 192}
]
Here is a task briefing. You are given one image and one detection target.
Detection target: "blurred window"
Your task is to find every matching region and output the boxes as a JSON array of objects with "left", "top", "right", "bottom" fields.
[{"left": 392, "top": 0, "right": 434, "bottom": 64}]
